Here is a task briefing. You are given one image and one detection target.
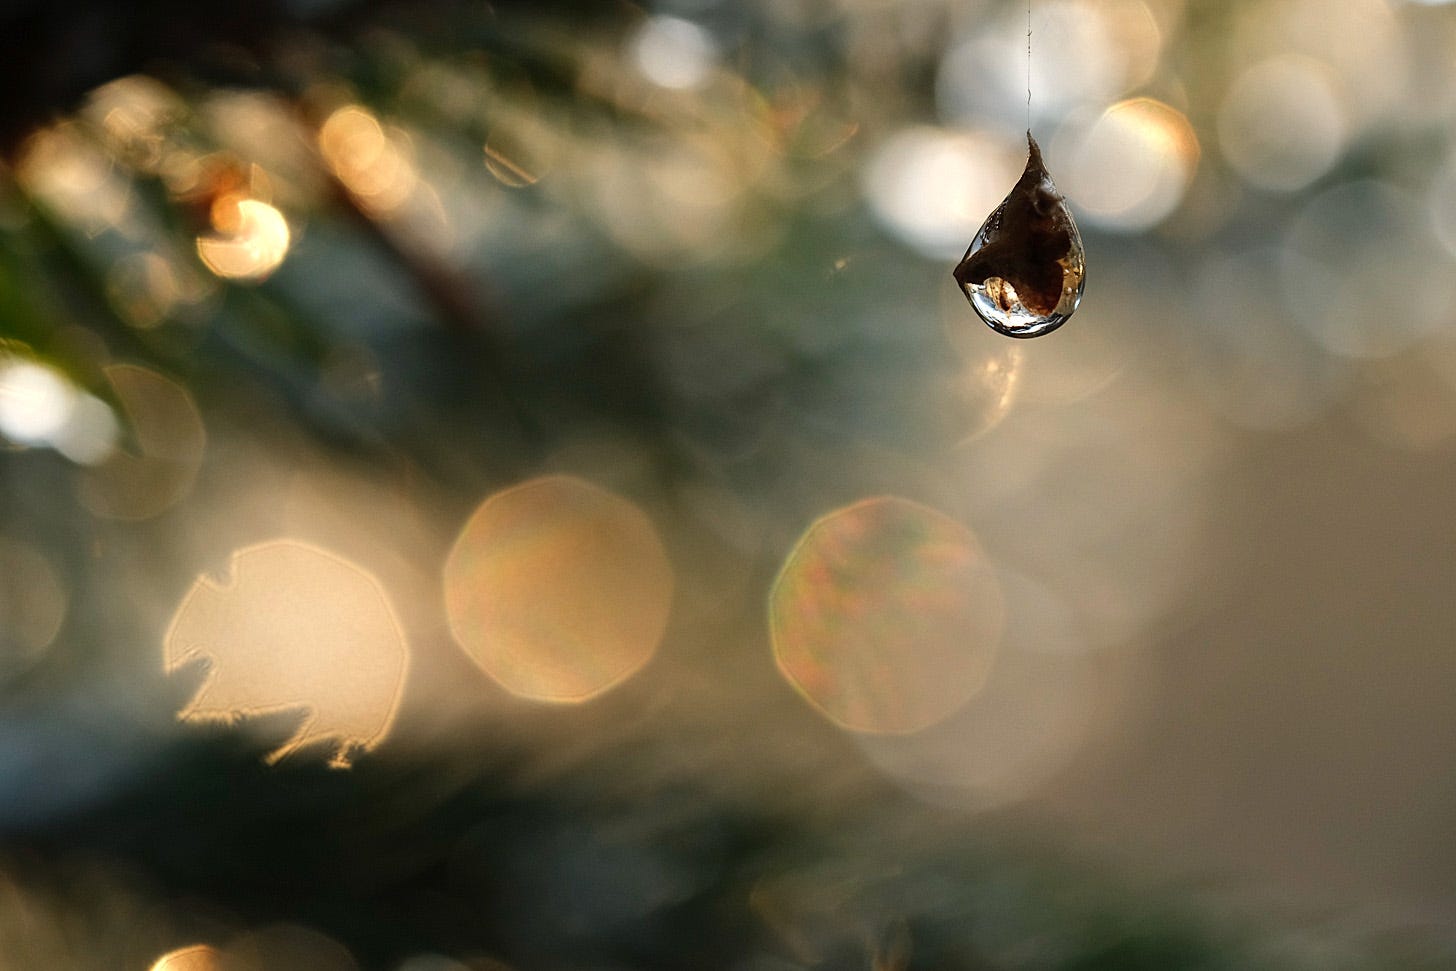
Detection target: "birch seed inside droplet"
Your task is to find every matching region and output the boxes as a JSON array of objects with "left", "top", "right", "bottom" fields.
[{"left": 954, "top": 133, "right": 1085, "bottom": 339}]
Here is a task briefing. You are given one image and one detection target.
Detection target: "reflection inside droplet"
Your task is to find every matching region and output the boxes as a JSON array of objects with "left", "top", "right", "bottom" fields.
[
  {"left": 954, "top": 134, "right": 1085, "bottom": 338},
  {"left": 770, "top": 497, "right": 1004, "bottom": 734},
  {"left": 443, "top": 476, "right": 674, "bottom": 703},
  {"left": 165, "top": 539, "right": 409, "bottom": 765}
]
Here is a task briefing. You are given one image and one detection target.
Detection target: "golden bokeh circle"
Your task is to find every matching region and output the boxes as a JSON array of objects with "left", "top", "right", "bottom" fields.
[
  {"left": 443, "top": 476, "right": 674, "bottom": 703},
  {"left": 770, "top": 497, "right": 1004, "bottom": 735}
]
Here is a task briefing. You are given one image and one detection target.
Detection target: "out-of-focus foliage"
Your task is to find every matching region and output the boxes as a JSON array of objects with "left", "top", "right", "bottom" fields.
[{"left": 3, "top": 0, "right": 1456, "bottom": 967}]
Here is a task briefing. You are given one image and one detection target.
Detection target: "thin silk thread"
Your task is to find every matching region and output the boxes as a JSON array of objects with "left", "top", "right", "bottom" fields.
[{"left": 1026, "top": 1, "right": 1032, "bottom": 131}]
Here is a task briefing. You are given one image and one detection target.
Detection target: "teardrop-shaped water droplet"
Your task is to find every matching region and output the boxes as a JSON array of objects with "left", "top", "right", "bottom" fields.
[{"left": 954, "top": 133, "right": 1085, "bottom": 338}]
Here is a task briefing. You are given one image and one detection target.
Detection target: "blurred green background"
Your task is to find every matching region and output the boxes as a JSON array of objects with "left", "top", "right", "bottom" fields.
[{"left": 2, "top": 0, "right": 1456, "bottom": 967}]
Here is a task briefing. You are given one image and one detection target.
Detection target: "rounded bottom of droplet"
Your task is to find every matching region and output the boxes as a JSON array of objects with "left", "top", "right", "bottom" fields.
[{"left": 965, "top": 283, "right": 1077, "bottom": 339}]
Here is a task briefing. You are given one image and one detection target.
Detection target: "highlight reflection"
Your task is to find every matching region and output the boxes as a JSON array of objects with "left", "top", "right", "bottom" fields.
[
  {"left": 165, "top": 540, "right": 408, "bottom": 765},
  {"left": 631, "top": 15, "right": 718, "bottom": 92},
  {"left": 0, "top": 357, "right": 118, "bottom": 464},
  {"left": 15, "top": 122, "right": 133, "bottom": 234},
  {"left": 196, "top": 197, "right": 291, "bottom": 281},
  {"left": 769, "top": 498, "right": 1004, "bottom": 735},
  {"left": 318, "top": 105, "right": 419, "bottom": 215},
  {"left": 443, "top": 476, "right": 674, "bottom": 703},
  {"left": 1062, "top": 97, "right": 1198, "bottom": 231},
  {"left": 85, "top": 75, "right": 184, "bottom": 172},
  {"left": 863, "top": 127, "right": 1018, "bottom": 260},
  {"left": 0, "top": 358, "right": 76, "bottom": 446}
]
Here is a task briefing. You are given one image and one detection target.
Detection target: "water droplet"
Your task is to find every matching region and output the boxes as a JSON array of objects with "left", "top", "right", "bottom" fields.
[{"left": 954, "top": 133, "right": 1085, "bottom": 338}]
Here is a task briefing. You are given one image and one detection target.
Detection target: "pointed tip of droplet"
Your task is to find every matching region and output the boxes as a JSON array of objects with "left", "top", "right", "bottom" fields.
[{"left": 1021, "top": 132, "right": 1047, "bottom": 184}]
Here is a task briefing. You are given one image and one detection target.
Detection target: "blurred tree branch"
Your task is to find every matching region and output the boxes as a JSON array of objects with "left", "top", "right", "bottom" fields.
[{"left": 0, "top": 0, "right": 624, "bottom": 156}]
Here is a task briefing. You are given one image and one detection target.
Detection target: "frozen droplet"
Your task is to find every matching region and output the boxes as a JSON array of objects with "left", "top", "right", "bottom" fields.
[{"left": 954, "top": 133, "right": 1085, "bottom": 338}]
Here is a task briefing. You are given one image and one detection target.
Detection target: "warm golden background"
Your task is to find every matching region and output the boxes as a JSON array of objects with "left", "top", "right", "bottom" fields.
[{"left": 1, "top": 0, "right": 1455, "bottom": 967}]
